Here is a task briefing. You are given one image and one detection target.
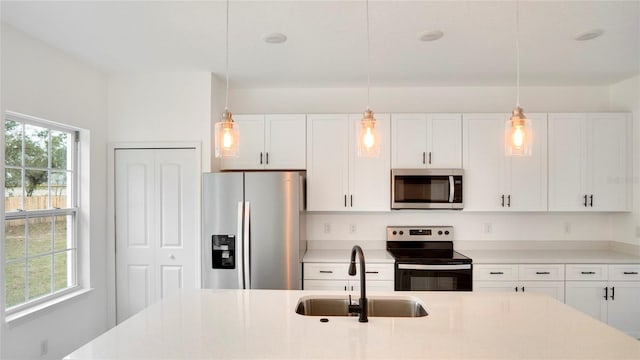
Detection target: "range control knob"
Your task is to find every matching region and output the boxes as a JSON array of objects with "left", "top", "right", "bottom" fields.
[
  {"left": 392, "top": 231, "right": 397, "bottom": 235},
  {"left": 444, "top": 231, "right": 450, "bottom": 235},
  {"left": 438, "top": 231, "right": 443, "bottom": 235},
  {"left": 399, "top": 231, "right": 404, "bottom": 235}
]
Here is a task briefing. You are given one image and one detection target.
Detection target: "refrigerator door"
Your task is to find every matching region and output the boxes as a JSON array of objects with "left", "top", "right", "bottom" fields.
[
  {"left": 245, "top": 172, "right": 301, "bottom": 290},
  {"left": 202, "top": 172, "right": 244, "bottom": 289}
]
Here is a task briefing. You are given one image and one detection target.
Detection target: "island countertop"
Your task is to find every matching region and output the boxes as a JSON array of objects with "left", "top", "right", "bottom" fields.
[{"left": 65, "top": 289, "right": 640, "bottom": 359}]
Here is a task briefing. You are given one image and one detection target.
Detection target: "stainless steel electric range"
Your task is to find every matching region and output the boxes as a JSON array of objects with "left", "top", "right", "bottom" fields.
[{"left": 386, "top": 226, "right": 472, "bottom": 291}]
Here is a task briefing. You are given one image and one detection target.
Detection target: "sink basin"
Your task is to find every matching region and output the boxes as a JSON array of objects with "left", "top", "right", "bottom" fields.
[{"left": 295, "top": 296, "right": 428, "bottom": 318}]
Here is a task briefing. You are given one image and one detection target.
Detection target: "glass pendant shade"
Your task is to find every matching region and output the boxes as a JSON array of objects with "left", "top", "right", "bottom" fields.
[
  {"left": 358, "top": 109, "right": 380, "bottom": 157},
  {"left": 214, "top": 111, "right": 240, "bottom": 158},
  {"left": 505, "top": 107, "right": 532, "bottom": 156}
]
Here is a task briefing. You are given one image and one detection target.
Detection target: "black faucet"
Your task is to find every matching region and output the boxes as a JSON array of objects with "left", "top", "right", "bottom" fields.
[{"left": 348, "top": 245, "right": 368, "bottom": 323}]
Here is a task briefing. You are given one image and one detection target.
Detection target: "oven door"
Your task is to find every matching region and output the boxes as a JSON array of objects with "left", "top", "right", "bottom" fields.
[{"left": 395, "top": 263, "right": 472, "bottom": 291}]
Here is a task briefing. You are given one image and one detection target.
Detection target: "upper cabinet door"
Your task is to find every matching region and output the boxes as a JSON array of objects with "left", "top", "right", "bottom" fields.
[
  {"left": 427, "top": 114, "right": 462, "bottom": 168},
  {"left": 391, "top": 113, "right": 462, "bottom": 169},
  {"left": 508, "top": 113, "right": 548, "bottom": 211},
  {"left": 588, "top": 113, "right": 631, "bottom": 211},
  {"left": 350, "top": 113, "right": 391, "bottom": 212},
  {"left": 265, "top": 114, "right": 306, "bottom": 170},
  {"left": 549, "top": 113, "right": 631, "bottom": 212},
  {"left": 462, "top": 114, "right": 507, "bottom": 211},
  {"left": 306, "top": 114, "right": 350, "bottom": 211},
  {"left": 221, "top": 115, "right": 265, "bottom": 170},
  {"left": 391, "top": 114, "right": 427, "bottom": 168}
]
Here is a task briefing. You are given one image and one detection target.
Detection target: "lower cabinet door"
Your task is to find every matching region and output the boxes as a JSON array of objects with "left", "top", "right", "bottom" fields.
[
  {"left": 607, "top": 281, "right": 640, "bottom": 339},
  {"left": 521, "top": 281, "right": 565, "bottom": 302},
  {"left": 565, "top": 281, "right": 608, "bottom": 322}
]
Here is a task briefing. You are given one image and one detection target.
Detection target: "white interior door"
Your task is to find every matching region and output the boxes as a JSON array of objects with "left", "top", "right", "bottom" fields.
[{"left": 115, "top": 148, "right": 198, "bottom": 323}]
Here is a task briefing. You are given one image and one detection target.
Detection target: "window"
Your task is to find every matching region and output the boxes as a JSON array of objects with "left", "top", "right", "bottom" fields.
[{"left": 4, "top": 112, "right": 79, "bottom": 313}]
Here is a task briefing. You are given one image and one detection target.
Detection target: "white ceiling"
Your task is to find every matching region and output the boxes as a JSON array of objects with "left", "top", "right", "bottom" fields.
[{"left": 1, "top": 1, "right": 639, "bottom": 88}]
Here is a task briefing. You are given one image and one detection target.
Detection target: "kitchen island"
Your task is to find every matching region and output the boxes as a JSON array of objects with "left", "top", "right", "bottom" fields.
[{"left": 65, "top": 289, "right": 639, "bottom": 359}]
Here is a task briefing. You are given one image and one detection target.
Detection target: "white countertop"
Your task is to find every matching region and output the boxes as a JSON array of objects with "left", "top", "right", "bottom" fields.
[
  {"left": 303, "top": 249, "right": 395, "bottom": 263},
  {"left": 66, "top": 289, "right": 640, "bottom": 359},
  {"left": 464, "top": 249, "right": 640, "bottom": 264}
]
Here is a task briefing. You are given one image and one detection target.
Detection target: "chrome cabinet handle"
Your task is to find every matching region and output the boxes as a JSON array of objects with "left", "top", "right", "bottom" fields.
[
  {"left": 583, "top": 194, "right": 588, "bottom": 207},
  {"left": 489, "top": 272, "right": 504, "bottom": 275},
  {"left": 589, "top": 194, "right": 593, "bottom": 207},
  {"left": 623, "top": 271, "right": 639, "bottom": 275},
  {"left": 535, "top": 271, "right": 550, "bottom": 275},
  {"left": 581, "top": 271, "right": 596, "bottom": 275}
]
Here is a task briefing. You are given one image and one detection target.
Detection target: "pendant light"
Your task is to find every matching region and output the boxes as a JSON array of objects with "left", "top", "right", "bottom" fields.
[
  {"left": 505, "top": 0, "right": 532, "bottom": 157},
  {"left": 215, "top": 0, "right": 239, "bottom": 158},
  {"left": 357, "top": 0, "right": 380, "bottom": 158}
]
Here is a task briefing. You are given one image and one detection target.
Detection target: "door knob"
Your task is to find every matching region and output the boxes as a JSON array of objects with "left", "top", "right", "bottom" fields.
[{"left": 169, "top": 254, "right": 175, "bottom": 260}]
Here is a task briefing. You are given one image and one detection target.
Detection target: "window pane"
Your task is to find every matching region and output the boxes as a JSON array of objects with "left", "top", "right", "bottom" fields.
[
  {"left": 5, "top": 219, "right": 26, "bottom": 261},
  {"left": 54, "top": 215, "right": 71, "bottom": 251},
  {"left": 24, "top": 124, "right": 49, "bottom": 168},
  {"left": 54, "top": 250, "right": 73, "bottom": 291},
  {"left": 51, "top": 172, "right": 68, "bottom": 208},
  {"left": 28, "top": 217, "right": 52, "bottom": 256},
  {"left": 24, "top": 169, "right": 48, "bottom": 208},
  {"left": 5, "top": 120, "right": 22, "bottom": 166},
  {"left": 28, "top": 256, "right": 52, "bottom": 300},
  {"left": 51, "top": 130, "right": 69, "bottom": 170},
  {"left": 5, "top": 261, "right": 26, "bottom": 308},
  {"left": 5, "top": 168, "right": 23, "bottom": 211}
]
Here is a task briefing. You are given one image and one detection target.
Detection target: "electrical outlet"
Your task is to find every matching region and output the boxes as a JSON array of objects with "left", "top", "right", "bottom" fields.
[
  {"left": 40, "top": 339, "right": 48, "bottom": 357},
  {"left": 323, "top": 223, "right": 331, "bottom": 234},
  {"left": 349, "top": 224, "right": 357, "bottom": 234},
  {"left": 564, "top": 222, "right": 571, "bottom": 234},
  {"left": 484, "top": 223, "right": 492, "bottom": 234}
]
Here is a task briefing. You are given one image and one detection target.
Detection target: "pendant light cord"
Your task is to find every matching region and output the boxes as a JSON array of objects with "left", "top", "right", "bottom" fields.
[
  {"left": 225, "top": 0, "right": 230, "bottom": 112},
  {"left": 366, "top": 0, "right": 371, "bottom": 110},
  {"left": 515, "top": 0, "right": 520, "bottom": 108}
]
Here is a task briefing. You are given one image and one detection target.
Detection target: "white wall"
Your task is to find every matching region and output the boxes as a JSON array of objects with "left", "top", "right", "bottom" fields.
[
  {"left": 609, "top": 75, "right": 640, "bottom": 246},
  {"left": 1, "top": 24, "right": 109, "bottom": 359},
  {"left": 229, "top": 84, "right": 630, "bottom": 247},
  {"left": 107, "top": 72, "right": 212, "bottom": 172}
]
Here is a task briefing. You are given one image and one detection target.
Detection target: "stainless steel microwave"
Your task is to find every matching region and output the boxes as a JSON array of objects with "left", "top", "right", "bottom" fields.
[{"left": 391, "top": 169, "right": 463, "bottom": 209}]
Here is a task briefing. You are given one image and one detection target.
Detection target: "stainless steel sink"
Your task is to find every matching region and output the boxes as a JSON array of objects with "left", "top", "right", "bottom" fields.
[{"left": 295, "top": 296, "right": 428, "bottom": 317}]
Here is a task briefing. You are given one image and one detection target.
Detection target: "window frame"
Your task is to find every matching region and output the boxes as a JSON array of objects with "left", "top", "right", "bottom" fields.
[{"left": 3, "top": 111, "right": 81, "bottom": 315}]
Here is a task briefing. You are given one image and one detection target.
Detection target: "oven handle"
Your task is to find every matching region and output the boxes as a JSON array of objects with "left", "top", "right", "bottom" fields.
[
  {"left": 449, "top": 176, "right": 455, "bottom": 203},
  {"left": 398, "top": 264, "right": 471, "bottom": 270}
]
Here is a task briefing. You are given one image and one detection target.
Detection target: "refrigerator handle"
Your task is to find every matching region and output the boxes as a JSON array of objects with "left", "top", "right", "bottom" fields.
[
  {"left": 244, "top": 201, "right": 251, "bottom": 289},
  {"left": 236, "top": 201, "right": 244, "bottom": 289}
]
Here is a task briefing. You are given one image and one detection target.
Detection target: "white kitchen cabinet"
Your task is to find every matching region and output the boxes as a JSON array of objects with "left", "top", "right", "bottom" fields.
[
  {"left": 473, "top": 264, "right": 564, "bottom": 302},
  {"left": 548, "top": 113, "right": 631, "bottom": 212},
  {"left": 303, "top": 262, "right": 394, "bottom": 292},
  {"left": 391, "top": 113, "right": 462, "bottom": 168},
  {"left": 306, "top": 114, "right": 390, "bottom": 212},
  {"left": 462, "top": 113, "right": 547, "bottom": 211},
  {"left": 221, "top": 114, "right": 306, "bottom": 170},
  {"left": 565, "top": 264, "right": 640, "bottom": 338}
]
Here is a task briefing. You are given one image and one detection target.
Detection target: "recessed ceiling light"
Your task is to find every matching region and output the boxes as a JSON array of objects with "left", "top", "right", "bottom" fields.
[
  {"left": 574, "top": 29, "right": 604, "bottom": 41},
  {"left": 262, "top": 32, "right": 287, "bottom": 44},
  {"left": 417, "top": 30, "right": 444, "bottom": 42}
]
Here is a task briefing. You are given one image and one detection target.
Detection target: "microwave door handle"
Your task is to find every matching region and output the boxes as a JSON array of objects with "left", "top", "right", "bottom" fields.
[{"left": 449, "top": 176, "right": 455, "bottom": 203}]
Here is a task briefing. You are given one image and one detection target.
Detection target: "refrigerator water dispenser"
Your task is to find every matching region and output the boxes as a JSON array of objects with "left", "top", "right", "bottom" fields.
[{"left": 212, "top": 235, "right": 235, "bottom": 269}]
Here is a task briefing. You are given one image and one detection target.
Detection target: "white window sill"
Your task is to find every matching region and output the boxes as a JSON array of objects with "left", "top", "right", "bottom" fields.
[{"left": 5, "top": 288, "right": 94, "bottom": 326}]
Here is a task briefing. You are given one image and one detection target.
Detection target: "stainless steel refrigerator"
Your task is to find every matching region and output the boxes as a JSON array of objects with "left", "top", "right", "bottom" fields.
[{"left": 202, "top": 172, "right": 304, "bottom": 290}]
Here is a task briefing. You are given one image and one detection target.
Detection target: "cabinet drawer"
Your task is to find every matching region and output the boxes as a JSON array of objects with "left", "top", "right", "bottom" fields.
[
  {"left": 565, "top": 264, "right": 608, "bottom": 281},
  {"left": 304, "top": 262, "right": 394, "bottom": 281},
  {"left": 304, "top": 263, "right": 347, "bottom": 280},
  {"left": 474, "top": 264, "right": 518, "bottom": 281},
  {"left": 609, "top": 264, "right": 640, "bottom": 281},
  {"left": 519, "top": 264, "right": 564, "bottom": 281}
]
